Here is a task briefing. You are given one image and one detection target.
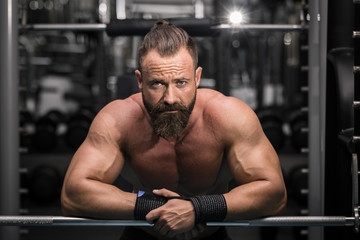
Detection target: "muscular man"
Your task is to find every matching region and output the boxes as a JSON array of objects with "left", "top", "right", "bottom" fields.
[{"left": 61, "top": 19, "right": 287, "bottom": 240}]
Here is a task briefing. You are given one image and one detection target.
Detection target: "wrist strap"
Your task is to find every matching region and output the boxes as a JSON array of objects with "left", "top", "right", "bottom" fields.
[
  {"left": 134, "top": 191, "right": 167, "bottom": 220},
  {"left": 189, "top": 195, "right": 227, "bottom": 224}
]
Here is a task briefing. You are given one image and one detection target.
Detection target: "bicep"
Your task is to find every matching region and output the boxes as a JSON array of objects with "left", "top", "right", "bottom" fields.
[
  {"left": 224, "top": 107, "right": 282, "bottom": 185},
  {"left": 227, "top": 132, "right": 281, "bottom": 185},
  {"left": 65, "top": 115, "right": 125, "bottom": 185}
]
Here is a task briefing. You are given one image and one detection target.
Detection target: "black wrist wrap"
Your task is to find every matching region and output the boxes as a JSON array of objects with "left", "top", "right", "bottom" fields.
[
  {"left": 134, "top": 191, "right": 167, "bottom": 220},
  {"left": 189, "top": 195, "right": 227, "bottom": 224}
]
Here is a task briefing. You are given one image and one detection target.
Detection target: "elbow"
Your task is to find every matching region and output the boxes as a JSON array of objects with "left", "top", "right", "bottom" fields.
[
  {"left": 61, "top": 198, "right": 73, "bottom": 217},
  {"left": 271, "top": 182, "right": 287, "bottom": 216},
  {"left": 60, "top": 181, "right": 81, "bottom": 217},
  {"left": 61, "top": 187, "right": 74, "bottom": 217}
]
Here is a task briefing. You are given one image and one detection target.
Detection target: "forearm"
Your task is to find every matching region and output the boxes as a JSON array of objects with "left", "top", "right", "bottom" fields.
[
  {"left": 61, "top": 178, "right": 137, "bottom": 219},
  {"left": 223, "top": 179, "right": 287, "bottom": 220}
]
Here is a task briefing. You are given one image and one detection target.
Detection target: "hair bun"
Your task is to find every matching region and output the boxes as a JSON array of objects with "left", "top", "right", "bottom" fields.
[{"left": 155, "top": 19, "right": 172, "bottom": 27}]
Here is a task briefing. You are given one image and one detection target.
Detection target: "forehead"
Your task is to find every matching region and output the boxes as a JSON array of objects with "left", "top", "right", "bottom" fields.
[{"left": 141, "top": 47, "right": 194, "bottom": 76}]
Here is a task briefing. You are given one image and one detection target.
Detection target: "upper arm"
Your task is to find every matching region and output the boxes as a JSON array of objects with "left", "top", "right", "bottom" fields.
[
  {"left": 216, "top": 98, "right": 283, "bottom": 185},
  {"left": 64, "top": 101, "right": 129, "bottom": 187},
  {"left": 208, "top": 96, "right": 286, "bottom": 218}
]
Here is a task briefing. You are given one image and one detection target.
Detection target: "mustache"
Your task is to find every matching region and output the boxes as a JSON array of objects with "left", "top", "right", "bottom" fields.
[{"left": 150, "top": 102, "right": 188, "bottom": 114}]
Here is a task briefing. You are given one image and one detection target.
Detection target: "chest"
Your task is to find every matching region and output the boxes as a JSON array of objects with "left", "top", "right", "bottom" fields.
[{"left": 125, "top": 128, "right": 225, "bottom": 192}]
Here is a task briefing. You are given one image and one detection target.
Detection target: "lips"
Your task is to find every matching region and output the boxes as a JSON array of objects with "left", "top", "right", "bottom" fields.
[{"left": 162, "top": 110, "right": 178, "bottom": 113}]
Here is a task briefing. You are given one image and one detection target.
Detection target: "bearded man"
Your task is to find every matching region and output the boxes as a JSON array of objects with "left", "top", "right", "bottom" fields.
[{"left": 61, "top": 19, "right": 287, "bottom": 240}]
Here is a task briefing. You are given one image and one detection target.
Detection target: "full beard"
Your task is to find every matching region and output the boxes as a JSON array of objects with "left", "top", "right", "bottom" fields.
[{"left": 142, "top": 93, "right": 196, "bottom": 139}]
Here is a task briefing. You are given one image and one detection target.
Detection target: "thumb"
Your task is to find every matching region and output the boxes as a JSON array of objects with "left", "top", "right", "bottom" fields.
[{"left": 153, "top": 188, "right": 180, "bottom": 198}]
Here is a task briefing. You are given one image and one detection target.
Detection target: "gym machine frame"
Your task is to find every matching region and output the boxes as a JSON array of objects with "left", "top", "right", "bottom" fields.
[
  {"left": 8, "top": 15, "right": 358, "bottom": 232},
  {"left": 353, "top": 0, "right": 360, "bottom": 231},
  {"left": 0, "top": 3, "right": 356, "bottom": 235}
]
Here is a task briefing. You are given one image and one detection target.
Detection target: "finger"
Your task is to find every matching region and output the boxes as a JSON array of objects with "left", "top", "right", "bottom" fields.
[
  {"left": 167, "top": 229, "right": 178, "bottom": 239},
  {"left": 196, "top": 223, "right": 206, "bottom": 232},
  {"left": 153, "top": 188, "right": 179, "bottom": 198},
  {"left": 191, "top": 228, "right": 200, "bottom": 238},
  {"left": 152, "top": 218, "right": 164, "bottom": 231},
  {"left": 159, "top": 225, "right": 170, "bottom": 236},
  {"left": 145, "top": 210, "right": 160, "bottom": 224}
]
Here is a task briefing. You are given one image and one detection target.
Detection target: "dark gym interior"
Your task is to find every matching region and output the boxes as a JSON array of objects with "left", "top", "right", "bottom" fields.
[{"left": 0, "top": 0, "right": 359, "bottom": 240}]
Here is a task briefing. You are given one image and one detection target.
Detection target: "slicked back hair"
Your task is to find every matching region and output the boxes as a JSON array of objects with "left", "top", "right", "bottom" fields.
[{"left": 138, "top": 19, "right": 198, "bottom": 72}]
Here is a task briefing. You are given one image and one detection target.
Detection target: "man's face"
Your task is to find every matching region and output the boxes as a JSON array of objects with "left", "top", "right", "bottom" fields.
[
  {"left": 135, "top": 47, "right": 202, "bottom": 139},
  {"left": 142, "top": 91, "right": 196, "bottom": 139}
]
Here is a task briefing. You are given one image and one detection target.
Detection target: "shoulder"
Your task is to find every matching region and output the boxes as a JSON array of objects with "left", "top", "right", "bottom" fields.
[
  {"left": 198, "top": 89, "right": 261, "bottom": 140},
  {"left": 97, "top": 93, "right": 145, "bottom": 122},
  {"left": 199, "top": 89, "right": 258, "bottom": 126},
  {"left": 89, "top": 93, "right": 146, "bottom": 137}
]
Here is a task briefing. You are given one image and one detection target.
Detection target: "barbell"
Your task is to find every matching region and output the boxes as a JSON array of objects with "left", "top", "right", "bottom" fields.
[
  {"left": 22, "top": 19, "right": 308, "bottom": 37},
  {"left": 0, "top": 215, "right": 357, "bottom": 228}
]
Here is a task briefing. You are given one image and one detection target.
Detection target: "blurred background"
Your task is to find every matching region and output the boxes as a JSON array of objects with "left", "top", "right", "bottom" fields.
[{"left": 0, "top": 0, "right": 358, "bottom": 239}]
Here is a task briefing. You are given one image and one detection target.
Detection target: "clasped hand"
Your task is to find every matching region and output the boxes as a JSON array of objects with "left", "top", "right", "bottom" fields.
[{"left": 145, "top": 188, "right": 205, "bottom": 240}]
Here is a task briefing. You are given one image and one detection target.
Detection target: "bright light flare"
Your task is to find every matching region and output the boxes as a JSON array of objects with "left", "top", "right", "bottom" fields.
[{"left": 229, "top": 11, "right": 245, "bottom": 24}]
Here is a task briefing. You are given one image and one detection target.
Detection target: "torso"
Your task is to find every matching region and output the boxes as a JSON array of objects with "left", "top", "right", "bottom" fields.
[
  {"left": 114, "top": 89, "right": 234, "bottom": 240},
  {"left": 119, "top": 89, "right": 232, "bottom": 196}
]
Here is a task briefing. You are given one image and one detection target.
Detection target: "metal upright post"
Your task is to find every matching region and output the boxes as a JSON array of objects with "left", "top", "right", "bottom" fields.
[
  {"left": 307, "top": 0, "right": 328, "bottom": 240},
  {"left": 0, "top": 0, "right": 20, "bottom": 239}
]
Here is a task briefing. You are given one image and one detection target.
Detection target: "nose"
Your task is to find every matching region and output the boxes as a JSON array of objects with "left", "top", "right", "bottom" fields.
[{"left": 163, "top": 85, "right": 177, "bottom": 105}]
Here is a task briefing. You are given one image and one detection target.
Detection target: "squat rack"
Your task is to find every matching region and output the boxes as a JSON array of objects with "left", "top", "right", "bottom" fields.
[{"left": 0, "top": 1, "right": 340, "bottom": 240}]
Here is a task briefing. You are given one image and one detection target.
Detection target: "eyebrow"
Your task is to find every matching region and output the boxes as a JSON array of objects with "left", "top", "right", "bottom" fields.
[
  {"left": 148, "top": 79, "right": 165, "bottom": 84},
  {"left": 174, "top": 77, "right": 191, "bottom": 81},
  {"left": 148, "top": 77, "right": 191, "bottom": 83}
]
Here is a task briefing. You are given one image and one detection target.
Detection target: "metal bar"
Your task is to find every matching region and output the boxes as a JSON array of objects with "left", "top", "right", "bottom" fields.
[
  {"left": 0, "top": 216, "right": 152, "bottom": 227},
  {"left": 0, "top": 216, "right": 357, "bottom": 227},
  {"left": 208, "top": 217, "right": 355, "bottom": 227},
  {"left": 352, "top": 154, "right": 360, "bottom": 232},
  {"left": 22, "top": 23, "right": 307, "bottom": 32},
  {"left": 308, "top": 0, "right": 328, "bottom": 240},
  {"left": 23, "top": 23, "right": 107, "bottom": 31},
  {"left": 0, "top": 0, "right": 20, "bottom": 240},
  {"left": 212, "top": 24, "right": 307, "bottom": 31}
]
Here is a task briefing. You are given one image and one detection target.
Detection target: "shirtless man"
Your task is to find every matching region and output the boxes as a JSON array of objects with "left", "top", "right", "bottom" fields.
[{"left": 61, "top": 19, "right": 287, "bottom": 240}]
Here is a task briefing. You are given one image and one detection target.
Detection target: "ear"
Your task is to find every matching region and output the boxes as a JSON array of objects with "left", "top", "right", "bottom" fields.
[
  {"left": 135, "top": 70, "right": 143, "bottom": 91},
  {"left": 195, "top": 67, "right": 202, "bottom": 88}
]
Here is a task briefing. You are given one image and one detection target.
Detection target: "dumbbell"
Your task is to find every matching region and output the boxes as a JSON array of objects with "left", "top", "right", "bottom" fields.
[
  {"left": 65, "top": 108, "right": 95, "bottom": 150},
  {"left": 28, "top": 165, "right": 62, "bottom": 204},
  {"left": 32, "top": 109, "right": 66, "bottom": 152},
  {"left": 257, "top": 108, "right": 285, "bottom": 151},
  {"left": 289, "top": 110, "right": 308, "bottom": 152}
]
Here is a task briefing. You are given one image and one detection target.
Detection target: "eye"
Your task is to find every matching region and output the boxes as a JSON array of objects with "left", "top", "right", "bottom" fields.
[
  {"left": 151, "top": 81, "right": 163, "bottom": 88},
  {"left": 177, "top": 80, "right": 187, "bottom": 86}
]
